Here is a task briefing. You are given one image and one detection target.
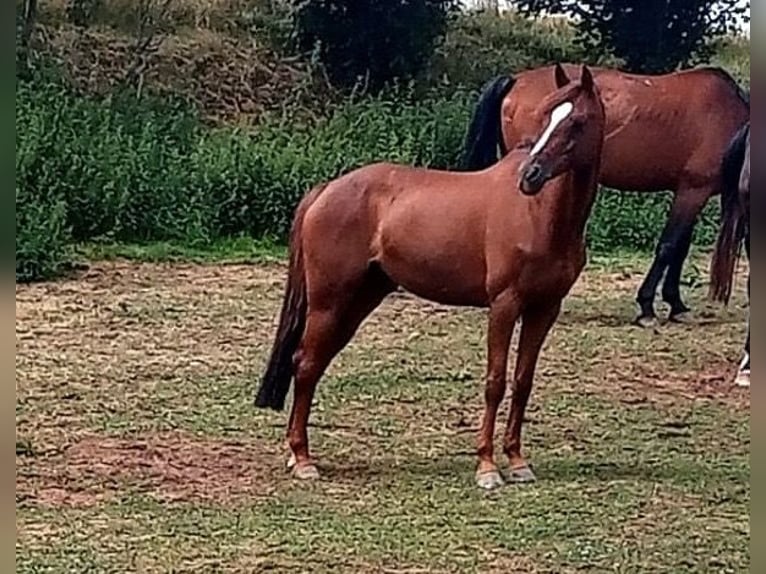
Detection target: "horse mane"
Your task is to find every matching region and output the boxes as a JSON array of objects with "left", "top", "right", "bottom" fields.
[{"left": 698, "top": 66, "right": 750, "bottom": 109}]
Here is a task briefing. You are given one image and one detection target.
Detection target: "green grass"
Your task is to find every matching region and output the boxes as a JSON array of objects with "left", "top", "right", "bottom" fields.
[{"left": 16, "top": 254, "right": 750, "bottom": 573}]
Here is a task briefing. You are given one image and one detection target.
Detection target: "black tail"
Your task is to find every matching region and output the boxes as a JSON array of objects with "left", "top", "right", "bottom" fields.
[
  {"left": 255, "top": 185, "right": 324, "bottom": 411},
  {"left": 720, "top": 122, "right": 749, "bottom": 197},
  {"left": 710, "top": 122, "right": 749, "bottom": 305},
  {"left": 459, "top": 75, "right": 516, "bottom": 171}
]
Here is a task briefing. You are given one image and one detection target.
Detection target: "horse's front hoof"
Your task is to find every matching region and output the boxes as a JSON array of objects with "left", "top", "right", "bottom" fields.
[
  {"left": 292, "top": 462, "right": 320, "bottom": 480},
  {"left": 634, "top": 315, "right": 659, "bottom": 330},
  {"left": 735, "top": 369, "right": 750, "bottom": 388},
  {"left": 509, "top": 465, "right": 537, "bottom": 483},
  {"left": 475, "top": 469, "right": 504, "bottom": 490}
]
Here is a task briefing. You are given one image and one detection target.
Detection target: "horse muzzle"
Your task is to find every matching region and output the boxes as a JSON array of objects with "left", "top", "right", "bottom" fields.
[{"left": 519, "top": 161, "right": 548, "bottom": 195}]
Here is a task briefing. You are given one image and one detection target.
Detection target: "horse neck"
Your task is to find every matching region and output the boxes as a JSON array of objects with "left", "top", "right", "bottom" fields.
[{"left": 543, "top": 157, "right": 601, "bottom": 246}]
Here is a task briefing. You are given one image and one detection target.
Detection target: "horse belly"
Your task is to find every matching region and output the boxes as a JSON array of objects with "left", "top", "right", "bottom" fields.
[
  {"left": 599, "top": 133, "right": 681, "bottom": 191},
  {"left": 376, "top": 216, "right": 488, "bottom": 307}
]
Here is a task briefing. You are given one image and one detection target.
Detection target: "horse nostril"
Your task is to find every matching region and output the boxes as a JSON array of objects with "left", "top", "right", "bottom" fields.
[{"left": 525, "top": 164, "right": 542, "bottom": 182}]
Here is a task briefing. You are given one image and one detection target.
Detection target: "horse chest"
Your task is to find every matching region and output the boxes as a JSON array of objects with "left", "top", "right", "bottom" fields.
[
  {"left": 528, "top": 256, "right": 581, "bottom": 294},
  {"left": 492, "top": 247, "right": 584, "bottom": 301}
]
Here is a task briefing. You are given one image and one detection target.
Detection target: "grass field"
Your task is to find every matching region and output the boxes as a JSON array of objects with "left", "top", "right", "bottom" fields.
[{"left": 16, "top": 253, "right": 750, "bottom": 573}]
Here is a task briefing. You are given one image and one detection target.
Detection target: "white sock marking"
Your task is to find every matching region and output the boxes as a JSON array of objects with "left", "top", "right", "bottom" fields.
[
  {"left": 739, "top": 351, "right": 750, "bottom": 372},
  {"left": 530, "top": 101, "right": 574, "bottom": 157}
]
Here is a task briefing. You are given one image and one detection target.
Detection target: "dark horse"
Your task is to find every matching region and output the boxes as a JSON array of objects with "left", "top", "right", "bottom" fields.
[
  {"left": 461, "top": 63, "right": 749, "bottom": 327},
  {"left": 710, "top": 122, "right": 750, "bottom": 387},
  {"left": 256, "top": 66, "right": 606, "bottom": 489}
]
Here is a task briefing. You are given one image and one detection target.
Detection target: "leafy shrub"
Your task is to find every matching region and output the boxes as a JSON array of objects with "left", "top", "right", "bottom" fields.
[
  {"left": 429, "top": 10, "right": 615, "bottom": 91},
  {"left": 17, "top": 59, "right": 726, "bottom": 282},
  {"left": 16, "top": 185, "right": 71, "bottom": 282},
  {"left": 15, "top": 75, "right": 477, "bottom": 279}
]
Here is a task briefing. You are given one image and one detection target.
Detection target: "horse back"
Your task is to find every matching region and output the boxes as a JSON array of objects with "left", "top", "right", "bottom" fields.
[{"left": 503, "top": 65, "right": 748, "bottom": 191}]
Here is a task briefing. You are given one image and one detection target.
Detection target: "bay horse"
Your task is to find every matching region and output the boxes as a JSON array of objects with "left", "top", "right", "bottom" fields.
[
  {"left": 461, "top": 64, "right": 749, "bottom": 327},
  {"left": 710, "top": 122, "right": 750, "bottom": 387},
  {"left": 255, "top": 65, "right": 606, "bottom": 489}
]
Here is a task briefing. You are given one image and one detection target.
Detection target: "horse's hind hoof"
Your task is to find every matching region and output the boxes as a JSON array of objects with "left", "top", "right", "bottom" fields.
[
  {"left": 668, "top": 311, "right": 693, "bottom": 324},
  {"left": 286, "top": 452, "right": 297, "bottom": 471},
  {"left": 509, "top": 465, "right": 537, "bottom": 483},
  {"left": 475, "top": 469, "right": 504, "bottom": 490},
  {"left": 292, "top": 462, "right": 320, "bottom": 480},
  {"left": 634, "top": 315, "right": 659, "bottom": 330}
]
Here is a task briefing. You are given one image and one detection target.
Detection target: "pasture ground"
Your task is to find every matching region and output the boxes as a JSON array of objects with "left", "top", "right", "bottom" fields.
[{"left": 16, "top": 253, "right": 750, "bottom": 573}]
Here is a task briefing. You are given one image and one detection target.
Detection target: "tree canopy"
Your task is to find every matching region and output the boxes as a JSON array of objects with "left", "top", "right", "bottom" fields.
[
  {"left": 514, "top": 0, "right": 749, "bottom": 73},
  {"left": 292, "top": 0, "right": 457, "bottom": 92}
]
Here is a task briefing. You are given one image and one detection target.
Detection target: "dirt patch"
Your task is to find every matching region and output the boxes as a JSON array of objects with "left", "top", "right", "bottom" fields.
[{"left": 16, "top": 432, "right": 284, "bottom": 507}]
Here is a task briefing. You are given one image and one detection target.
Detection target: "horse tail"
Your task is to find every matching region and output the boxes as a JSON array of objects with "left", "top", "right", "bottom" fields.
[
  {"left": 710, "top": 123, "right": 749, "bottom": 305},
  {"left": 459, "top": 75, "right": 516, "bottom": 171},
  {"left": 255, "top": 184, "right": 325, "bottom": 411}
]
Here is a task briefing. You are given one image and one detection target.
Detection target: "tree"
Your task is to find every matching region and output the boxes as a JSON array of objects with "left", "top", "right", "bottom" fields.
[
  {"left": 292, "top": 0, "right": 457, "bottom": 92},
  {"left": 513, "top": 0, "right": 749, "bottom": 73}
]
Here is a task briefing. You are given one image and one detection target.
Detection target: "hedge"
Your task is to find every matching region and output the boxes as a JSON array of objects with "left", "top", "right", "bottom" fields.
[{"left": 16, "top": 74, "right": 719, "bottom": 281}]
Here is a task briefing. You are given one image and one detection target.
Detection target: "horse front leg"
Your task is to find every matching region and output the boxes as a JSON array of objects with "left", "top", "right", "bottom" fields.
[
  {"left": 475, "top": 293, "right": 520, "bottom": 490},
  {"left": 502, "top": 301, "right": 562, "bottom": 483}
]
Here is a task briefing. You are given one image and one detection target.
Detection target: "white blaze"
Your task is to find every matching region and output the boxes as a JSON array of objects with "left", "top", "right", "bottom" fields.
[{"left": 529, "top": 101, "right": 574, "bottom": 157}]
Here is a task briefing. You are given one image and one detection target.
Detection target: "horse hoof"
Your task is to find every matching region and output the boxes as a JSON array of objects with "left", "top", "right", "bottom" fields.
[
  {"left": 735, "top": 370, "right": 750, "bottom": 388},
  {"left": 669, "top": 311, "right": 692, "bottom": 324},
  {"left": 475, "top": 469, "right": 504, "bottom": 490},
  {"left": 635, "top": 315, "right": 659, "bottom": 330},
  {"left": 509, "top": 465, "right": 537, "bottom": 483},
  {"left": 286, "top": 452, "right": 297, "bottom": 470},
  {"left": 292, "top": 462, "right": 320, "bottom": 480}
]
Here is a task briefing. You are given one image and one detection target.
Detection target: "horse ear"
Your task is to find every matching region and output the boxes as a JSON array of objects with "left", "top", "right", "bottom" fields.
[
  {"left": 580, "top": 65, "right": 594, "bottom": 92},
  {"left": 554, "top": 63, "right": 570, "bottom": 88}
]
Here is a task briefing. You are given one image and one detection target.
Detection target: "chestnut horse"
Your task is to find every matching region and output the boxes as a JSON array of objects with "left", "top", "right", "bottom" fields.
[
  {"left": 461, "top": 64, "right": 749, "bottom": 327},
  {"left": 255, "top": 66, "right": 605, "bottom": 489},
  {"left": 710, "top": 122, "right": 750, "bottom": 387}
]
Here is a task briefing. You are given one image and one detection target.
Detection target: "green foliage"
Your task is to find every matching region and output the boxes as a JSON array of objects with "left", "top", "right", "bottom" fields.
[
  {"left": 515, "top": 0, "right": 749, "bottom": 73},
  {"left": 429, "top": 10, "right": 617, "bottom": 91},
  {"left": 15, "top": 184, "right": 71, "bottom": 282},
  {"left": 16, "top": 75, "right": 475, "bottom": 280},
  {"left": 17, "top": 73, "right": 722, "bottom": 282},
  {"left": 292, "top": 0, "right": 457, "bottom": 92},
  {"left": 709, "top": 35, "right": 751, "bottom": 87},
  {"left": 19, "top": 7, "right": 746, "bottom": 281}
]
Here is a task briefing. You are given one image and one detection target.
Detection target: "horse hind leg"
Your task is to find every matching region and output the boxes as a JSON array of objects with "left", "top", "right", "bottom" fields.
[
  {"left": 286, "top": 267, "right": 395, "bottom": 479},
  {"left": 635, "top": 189, "right": 710, "bottom": 328},
  {"left": 661, "top": 225, "right": 694, "bottom": 321}
]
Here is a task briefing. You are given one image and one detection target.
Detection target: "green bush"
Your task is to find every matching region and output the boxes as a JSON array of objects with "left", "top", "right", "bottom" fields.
[
  {"left": 18, "top": 41, "right": 735, "bottom": 281},
  {"left": 190, "top": 88, "right": 476, "bottom": 238},
  {"left": 428, "top": 10, "right": 618, "bottom": 91},
  {"left": 15, "top": 184, "right": 71, "bottom": 282},
  {"left": 15, "top": 76, "right": 477, "bottom": 280}
]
